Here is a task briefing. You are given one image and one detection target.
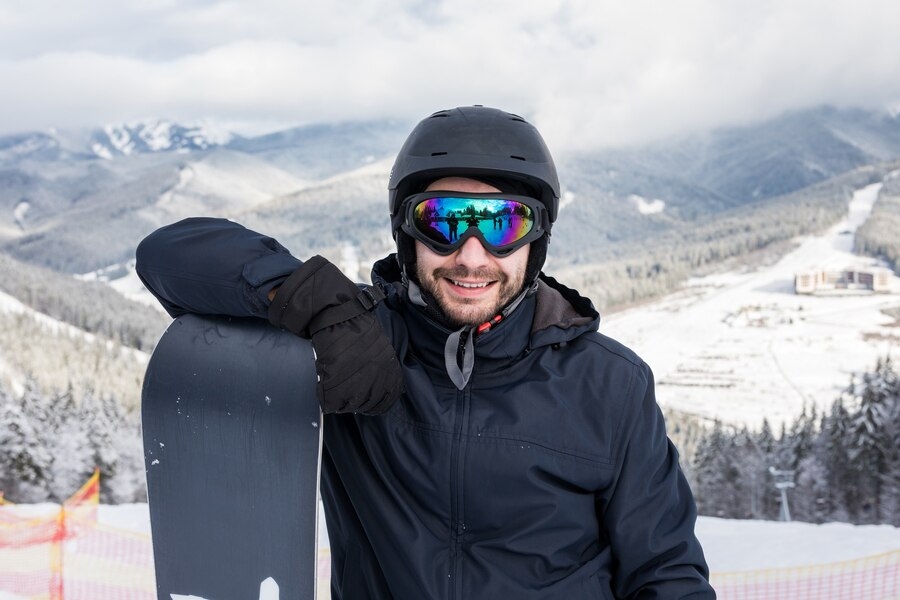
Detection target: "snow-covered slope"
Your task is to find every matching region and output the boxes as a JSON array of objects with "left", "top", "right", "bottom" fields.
[
  {"left": 0, "top": 286, "right": 150, "bottom": 406},
  {"left": 136, "top": 148, "right": 308, "bottom": 228},
  {"left": 602, "top": 181, "right": 900, "bottom": 429}
]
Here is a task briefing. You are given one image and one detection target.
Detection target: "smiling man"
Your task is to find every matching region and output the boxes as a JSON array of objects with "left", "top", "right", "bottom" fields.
[
  {"left": 136, "top": 105, "right": 715, "bottom": 599},
  {"left": 413, "top": 177, "right": 530, "bottom": 328}
]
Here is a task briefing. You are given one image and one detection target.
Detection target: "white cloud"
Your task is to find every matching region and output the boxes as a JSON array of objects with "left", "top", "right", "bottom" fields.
[{"left": 1, "top": 0, "right": 899, "bottom": 152}]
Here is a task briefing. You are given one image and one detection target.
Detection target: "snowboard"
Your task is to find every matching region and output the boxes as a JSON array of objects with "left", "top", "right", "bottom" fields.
[{"left": 142, "top": 313, "right": 323, "bottom": 600}]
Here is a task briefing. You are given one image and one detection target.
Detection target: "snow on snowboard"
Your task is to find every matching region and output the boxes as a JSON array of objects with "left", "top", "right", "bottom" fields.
[{"left": 142, "top": 314, "right": 323, "bottom": 600}]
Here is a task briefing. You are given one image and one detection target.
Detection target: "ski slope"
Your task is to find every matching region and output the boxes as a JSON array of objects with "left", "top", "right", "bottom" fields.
[{"left": 601, "top": 182, "right": 900, "bottom": 428}]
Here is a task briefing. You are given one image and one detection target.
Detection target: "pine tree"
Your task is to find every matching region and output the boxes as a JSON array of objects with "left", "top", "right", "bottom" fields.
[
  {"left": 753, "top": 419, "right": 779, "bottom": 519},
  {"left": 839, "top": 357, "right": 900, "bottom": 524},
  {"left": 822, "top": 398, "right": 854, "bottom": 521},
  {"left": 722, "top": 428, "right": 756, "bottom": 519},
  {"left": 46, "top": 386, "right": 94, "bottom": 501},
  {"left": 81, "top": 387, "right": 121, "bottom": 502},
  {"left": 783, "top": 404, "right": 820, "bottom": 522},
  {"left": 0, "top": 384, "right": 52, "bottom": 502},
  {"left": 791, "top": 404, "right": 817, "bottom": 468},
  {"left": 869, "top": 358, "right": 900, "bottom": 525},
  {"left": 683, "top": 357, "right": 897, "bottom": 525},
  {"left": 693, "top": 421, "right": 740, "bottom": 517},
  {"left": 80, "top": 387, "right": 146, "bottom": 503}
]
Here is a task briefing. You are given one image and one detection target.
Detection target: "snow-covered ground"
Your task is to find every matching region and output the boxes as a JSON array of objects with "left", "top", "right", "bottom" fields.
[
  {"left": 0, "top": 502, "right": 897, "bottom": 600},
  {"left": 3, "top": 500, "right": 890, "bottom": 576},
  {"left": 94, "top": 503, "right": 899, "bottom": 572},
  {"left": 602, "top": 182, "right": 900, "bottom": 429}
]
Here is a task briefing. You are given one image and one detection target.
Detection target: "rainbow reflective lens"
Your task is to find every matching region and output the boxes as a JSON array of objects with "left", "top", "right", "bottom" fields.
[{"left": 400, "top": 192, "right": 546, "bottom": 256}]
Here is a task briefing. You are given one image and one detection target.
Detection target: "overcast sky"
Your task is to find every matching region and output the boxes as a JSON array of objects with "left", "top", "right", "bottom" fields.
[{"left": 2, "top": 0, "right": 900, "bottom": 152}]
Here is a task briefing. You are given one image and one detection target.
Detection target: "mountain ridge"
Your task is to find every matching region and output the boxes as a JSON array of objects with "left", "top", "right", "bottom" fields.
[{"left": 1, "top": 104, "right": 899, "bottom": 283}]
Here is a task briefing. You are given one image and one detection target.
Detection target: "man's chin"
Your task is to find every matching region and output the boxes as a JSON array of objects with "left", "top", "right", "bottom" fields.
[{"left": 438, "top": 298, "right": 497, "bottom": 328}]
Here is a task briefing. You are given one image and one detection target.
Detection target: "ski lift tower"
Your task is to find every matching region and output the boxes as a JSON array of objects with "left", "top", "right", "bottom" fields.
[{"left": 769, "top": 467, "right": 796, "bottom": 522}]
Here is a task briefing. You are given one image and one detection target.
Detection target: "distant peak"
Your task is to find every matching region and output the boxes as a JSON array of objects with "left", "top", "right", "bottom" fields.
[{"left": 91, "top": 119, "right": 234, "bottom": 158}]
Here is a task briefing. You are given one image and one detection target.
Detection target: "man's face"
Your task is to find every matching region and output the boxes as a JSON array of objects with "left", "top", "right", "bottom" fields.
[{"left": 414, "top": 177, "right": 530, "bottom": 328}]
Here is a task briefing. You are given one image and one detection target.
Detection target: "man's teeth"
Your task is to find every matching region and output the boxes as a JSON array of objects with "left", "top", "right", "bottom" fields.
[{"left": 452, "top": 280, "right": 489, "bottom": 289}]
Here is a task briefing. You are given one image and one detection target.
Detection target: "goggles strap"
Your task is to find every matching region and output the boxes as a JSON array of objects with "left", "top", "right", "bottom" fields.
[{"left": 406, "top": 278, "right": 428, "bottom": 308}]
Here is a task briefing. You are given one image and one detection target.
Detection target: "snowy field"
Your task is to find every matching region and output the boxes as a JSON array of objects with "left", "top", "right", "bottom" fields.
[
  {"left": 89, "top": 502, "right": 900, "bottom": 573},
  {"left": 0, "top": 500, "right": 892, "bottom": 584},
  {"left": 602, "top": 181, "right": 900, "bottom": 429}
]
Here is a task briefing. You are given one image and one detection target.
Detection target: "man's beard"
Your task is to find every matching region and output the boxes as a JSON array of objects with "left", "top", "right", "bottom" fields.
[{"left": 416, "top": 264, "right": 526, "bottom": 328}]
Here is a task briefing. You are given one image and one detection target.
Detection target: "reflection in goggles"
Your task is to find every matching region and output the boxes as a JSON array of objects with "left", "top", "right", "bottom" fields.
[{"left": 412, "top": 197, "right": 535, "bottom": 249}]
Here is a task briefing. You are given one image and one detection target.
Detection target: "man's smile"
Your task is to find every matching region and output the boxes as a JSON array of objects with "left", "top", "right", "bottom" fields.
[{"left": 449, "top": 279, "right": 492, "bottom": 289}]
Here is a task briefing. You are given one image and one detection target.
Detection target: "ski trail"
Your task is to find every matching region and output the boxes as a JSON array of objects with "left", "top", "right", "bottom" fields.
[{"left": 602, "top": 181, "right": 899, "bottom": 428}]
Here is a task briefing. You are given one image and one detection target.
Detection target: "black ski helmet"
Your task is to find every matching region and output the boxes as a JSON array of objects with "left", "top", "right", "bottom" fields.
[{"left": 389, "top": 106, "right": 560, "bottom": 283}]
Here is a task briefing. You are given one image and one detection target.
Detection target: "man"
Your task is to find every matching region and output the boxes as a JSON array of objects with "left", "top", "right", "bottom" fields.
[{"left": 136, "top": 105, "right": 715, "bottom": 598}]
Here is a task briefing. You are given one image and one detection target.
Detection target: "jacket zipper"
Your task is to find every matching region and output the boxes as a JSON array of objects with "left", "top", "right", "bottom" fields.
[{"left": 448, "top": 339, "right": 472, "bottom": 599}]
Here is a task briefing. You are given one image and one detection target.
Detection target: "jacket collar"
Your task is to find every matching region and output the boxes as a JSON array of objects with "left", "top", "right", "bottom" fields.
[{"left": 372, "top": 255, "right": 600, "bottom": 388}]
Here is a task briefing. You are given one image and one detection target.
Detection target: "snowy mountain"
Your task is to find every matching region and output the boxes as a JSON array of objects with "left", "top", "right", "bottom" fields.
[
  {"left": 0, "top": 130, "right": 75, "bottom": 165},
  {"left": 227, "top": 118, "right": 411, "bottom": 180},
  {"left": 88, "top": 119, "right": 236, "bottom": 159},
  {"left": 1, "top": 106, "right": 900, "bottom": 279},
  {"left": 0, "top": 120, "right": 237, "bottom": 166}
]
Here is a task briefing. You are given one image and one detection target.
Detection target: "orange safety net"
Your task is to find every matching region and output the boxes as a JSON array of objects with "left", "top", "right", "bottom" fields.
[
  {"left": 0, "top": 470, "right": 155, "bottom": 600},
  {"left": 712, "top": 550, "right": 900, "bottom": 599}
]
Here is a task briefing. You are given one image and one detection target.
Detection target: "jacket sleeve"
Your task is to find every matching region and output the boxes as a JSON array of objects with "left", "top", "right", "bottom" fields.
[
  {"left": 601, "top": 363, "right": 716, "bottom": 599},
  {"left": 135, "top": 217, "right": 302, "bottom": 318}
]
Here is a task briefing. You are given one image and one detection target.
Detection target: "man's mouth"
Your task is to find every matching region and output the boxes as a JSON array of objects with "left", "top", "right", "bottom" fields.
[{"left": 450, "top": 279, "right": 491, "bottom": 289}]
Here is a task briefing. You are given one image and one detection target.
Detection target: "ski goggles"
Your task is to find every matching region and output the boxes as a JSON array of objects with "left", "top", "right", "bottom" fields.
[{"left": 399, "top": 192, "right": 548, "bottom": 257}]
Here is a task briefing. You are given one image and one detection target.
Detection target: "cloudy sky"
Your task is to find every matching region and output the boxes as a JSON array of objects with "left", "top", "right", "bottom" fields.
[{"left": 2, "top": 0, "right": 900, "bottom": 152}]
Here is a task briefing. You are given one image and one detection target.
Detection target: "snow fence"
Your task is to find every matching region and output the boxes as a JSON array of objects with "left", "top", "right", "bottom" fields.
[
  {"left": 0, "top": 470, "right": 154, "bottom": 599},
  {"left": 711, "top": 551, "right": 899, "bottom": 599},
  {"left": 1, "top": 472, "right": 897, "bottom": 599}
]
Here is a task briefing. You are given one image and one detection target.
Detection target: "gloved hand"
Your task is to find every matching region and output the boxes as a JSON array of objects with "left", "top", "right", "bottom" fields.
[{"left": 268, "top": 255, "right": 403, "bottom": 415}]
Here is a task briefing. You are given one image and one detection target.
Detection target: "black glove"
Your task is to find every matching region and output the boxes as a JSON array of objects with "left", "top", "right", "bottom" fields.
[{"left": 268, "top": 256, "right": 403, "bottom": 415}]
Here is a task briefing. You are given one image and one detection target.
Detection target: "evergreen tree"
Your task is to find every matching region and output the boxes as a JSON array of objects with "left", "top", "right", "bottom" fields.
[
  {"left": 785, "top": 404, "right": 819, "bottom": 522},
  {"left": 81, "top": 387, "right": 122, "bottom": 502},
  {"left": 693, "top": 421, "right": 739, "bottom": 517},
  {"left": 822, "top": 398, "right": 854, "bottom": 521},
  {"left": 727, "top": 428, "right": 755, "bottom": 518},
  {"left": 0, "top": 384, "right": 52, "bottom": 502},
  {"left": 753, "top": 419, "right": 780, "bottom": 519},
  {"left": 80, "top": 387, "right": 146, "bottom": 503},
  {"left": 794, "top": 453, "right": 830, "bottom": 523},
  {"left": 46, "top": 386, "right": 94, "bottom": 502},
  {"left": 868, "top": 358, "right": 900, "bottom": 525},
  {"left": 845, "top": 358, "right": 898, "bottom": 523},
  {"left": 682, "top": 357, "right": 897, "bottom": 525}
]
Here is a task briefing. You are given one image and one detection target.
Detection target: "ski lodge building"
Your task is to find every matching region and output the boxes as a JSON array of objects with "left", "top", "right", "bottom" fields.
[{"left": 794, "top": 267, "right": 892, "bottom": 295}]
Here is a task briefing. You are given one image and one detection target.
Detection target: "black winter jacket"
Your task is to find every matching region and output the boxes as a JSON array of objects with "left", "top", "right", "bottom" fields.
[{"left": 136, "top": 217, "right": 715, "bottom": 599}]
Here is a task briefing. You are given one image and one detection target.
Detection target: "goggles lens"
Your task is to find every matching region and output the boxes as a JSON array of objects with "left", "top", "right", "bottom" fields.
[{"left": 403, "top": 193, "right": 543, "bottom": 255}]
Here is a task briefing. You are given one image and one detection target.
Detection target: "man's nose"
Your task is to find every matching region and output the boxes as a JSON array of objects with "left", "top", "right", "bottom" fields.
[{"left": 454, "top": 236, "right": 491, "bottom": 268}]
